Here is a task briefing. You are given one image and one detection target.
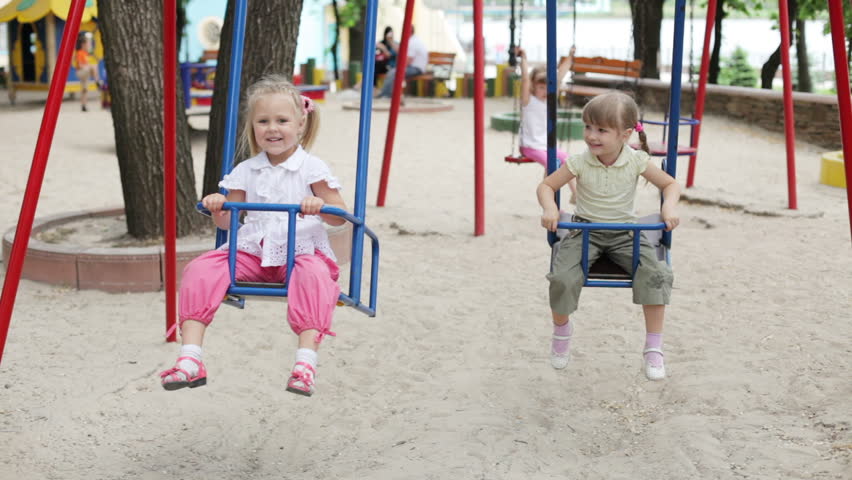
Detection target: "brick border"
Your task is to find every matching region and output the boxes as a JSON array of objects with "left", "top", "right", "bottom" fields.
[{"left": 2, "top": 208, "right": 209, "bottom": 293}]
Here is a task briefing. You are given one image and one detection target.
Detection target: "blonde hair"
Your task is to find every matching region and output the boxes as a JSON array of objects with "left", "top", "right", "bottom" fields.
[
  {"left": 581, "top": 90, "right": 649, "bottom": 154},
  {"left": 528, "top": 66, "right": 547, "bottom": 94},
  {"left": 238, "top": 74, "right": 320, "bottom": 157}
]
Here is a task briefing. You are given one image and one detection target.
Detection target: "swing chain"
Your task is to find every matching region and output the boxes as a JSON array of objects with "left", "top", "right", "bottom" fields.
[{"left": 510, "top": 0, "right": 525, "bottom": 158}]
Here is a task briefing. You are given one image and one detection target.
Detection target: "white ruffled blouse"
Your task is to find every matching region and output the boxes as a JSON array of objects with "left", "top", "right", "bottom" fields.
[{"left": 218, "top": 147, "right": 342, "bottom": 267}]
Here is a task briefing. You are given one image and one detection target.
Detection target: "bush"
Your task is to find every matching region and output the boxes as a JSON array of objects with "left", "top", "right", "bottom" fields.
[{"left": 719, "top": 46, "right": 758, "bottom": 88}]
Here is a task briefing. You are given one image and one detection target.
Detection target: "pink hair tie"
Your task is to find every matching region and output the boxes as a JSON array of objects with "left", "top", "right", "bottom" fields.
[
  {"left": 634, "top": 122, "right": 644, "bottom": 133},
  {"left": 301, "top": 95, "right": 315, "bottom": 115}
]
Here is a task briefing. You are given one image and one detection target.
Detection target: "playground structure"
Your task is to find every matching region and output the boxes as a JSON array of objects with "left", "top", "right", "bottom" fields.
[
  {"left": 0, "top": 0, "right": 102, "bottom": 105},
  {"left": 0, "top": 0, "right": 384, "bottom": 362},
  {"left": 193, "top": 0, "right": 379, "bottom": 328},
  {"left": 179, "top": 62, "right": 328, "bottom": 111},
  {"left": 375, "top": 0, "right": 487, "bottom": 236},
  {"left": 820, "top": 151, "right": 847, "bottom": 189},
  {"left": 0, "top": 0, "right": 850, "bottom": 364},
  {"left": 490, "top": 109, "right": 583, "bottom": 140}
]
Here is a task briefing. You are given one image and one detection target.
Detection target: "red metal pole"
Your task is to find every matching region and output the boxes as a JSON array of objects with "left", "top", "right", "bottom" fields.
[
  {"left": 687, "top": 0, "right": 717, "bottom": 188},
  {"left": 376, "top": 0, "right": 416, "bottom": 207},
  {"left": 474, "top": 0, "right": 485, "bottom": 236},
  {"left": 164, "top": 0, "right": 178, "bottom": 342},
  {"left": 0, "top": 0, "right": 87, "bottom": 365},
  {"left": 827, "top": 0, "right": 852, "bottom": 243},
  {"left": 778, "top": 0, "right": 798, "bottom": 209}
]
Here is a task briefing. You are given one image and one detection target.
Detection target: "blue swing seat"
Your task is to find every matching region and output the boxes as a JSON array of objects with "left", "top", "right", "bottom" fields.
[
  {"left": 552, "top": 213, "right": 669, "bottom": 288},
  {"left": 198, "top": 202, "right": 380, "bottom": 316}
]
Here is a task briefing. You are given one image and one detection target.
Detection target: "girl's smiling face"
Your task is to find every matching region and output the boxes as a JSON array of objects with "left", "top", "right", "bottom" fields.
[
  {"left": 584, "top": 122, "right": 631, "bottom": 165},
  {"left": 251, "top": 93, "right": 304, "bottom": 164}
]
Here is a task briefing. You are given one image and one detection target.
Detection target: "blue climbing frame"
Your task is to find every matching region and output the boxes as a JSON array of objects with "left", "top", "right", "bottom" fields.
[
  {"left": 208, "top": 0, "right": 381, "bottom": 316},
  {"left": 545, "top": 0, "right": 688, "bottom": 287}
]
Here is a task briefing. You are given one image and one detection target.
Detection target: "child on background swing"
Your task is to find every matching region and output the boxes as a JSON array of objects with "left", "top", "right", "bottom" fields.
[{"left": 517, "top": 46, "right": 578, "bottom": 201}]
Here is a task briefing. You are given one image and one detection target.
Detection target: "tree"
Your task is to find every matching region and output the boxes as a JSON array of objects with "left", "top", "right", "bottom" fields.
[
  {"left": 794, "top": 16, "right": 812, "bottom": 92},
  {"left": 628, "top": 0, "right": 665, "bottom": 78},
  {"left": 708, "top": 0, "right": 726, "bottom": 84},
  {"left": 98, "top": 1, "right": 206, "bottom": 238},
  {"left": 330, "top": 0, "right": 342, "bottom": 81},
  {"left": 708, "top": 0, "right": 763, "bottom": 84},
  {"left": 202, "top": 0, "right": 305, "bottom": 197},
  {"left": 720, "top": 46, "right": 758, "bottom": 87},
  {"left": 329, "top": 0, "right": 367, "bottom": 82},
  {"left": 760, "top": 0, "right": 797, "bottom": 89}
]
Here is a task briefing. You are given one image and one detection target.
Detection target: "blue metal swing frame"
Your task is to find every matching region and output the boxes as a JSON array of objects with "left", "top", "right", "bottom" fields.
[
  {"left": 544, "top": 0, "right": 689, "bottom": 288},
  {"left": 205, "top": 0, "right": 382, "bottom": 316}
]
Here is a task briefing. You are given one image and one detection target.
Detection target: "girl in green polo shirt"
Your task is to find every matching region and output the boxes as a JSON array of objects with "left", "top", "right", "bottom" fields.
[{"left": 536, "top": 91, "right": 681, "bottom": 380}]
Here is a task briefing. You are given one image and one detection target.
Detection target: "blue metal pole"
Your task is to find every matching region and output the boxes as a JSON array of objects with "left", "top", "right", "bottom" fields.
[
  {"left": 228, "top": 207, "right": 240, "bottom": 285},
  {"left": 546, "top": 0, "right": 559, "bottom": 247},
  {"left": 216, "top": 0, "right": 248, "bottom": 248},
  {"left": 663, "top": 0, "right": 686, "bottom": 248},
  {"left": 349, "top": 0, "right": 379, "bottom": 303}
]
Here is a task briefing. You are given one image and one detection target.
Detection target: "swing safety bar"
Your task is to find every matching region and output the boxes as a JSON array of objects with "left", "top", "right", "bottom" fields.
[
  {"left": 555, "top": 221, "right": 667, "bottom": 288},
  {"left": 199, "top": 202, "right": 380, "bottom": 317}
]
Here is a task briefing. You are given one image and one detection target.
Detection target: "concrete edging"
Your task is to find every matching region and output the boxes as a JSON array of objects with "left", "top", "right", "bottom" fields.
[{"left": 2, "top": 207, "right": 209, "bottom": 293}]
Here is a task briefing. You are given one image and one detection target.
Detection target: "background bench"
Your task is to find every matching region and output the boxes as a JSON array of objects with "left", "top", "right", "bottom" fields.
[
  {"left": 405, "top": 51, "right": 456, "bottom": 97},
  {"left": 561, "top": 56, "right": 643, "bottom": 103}
]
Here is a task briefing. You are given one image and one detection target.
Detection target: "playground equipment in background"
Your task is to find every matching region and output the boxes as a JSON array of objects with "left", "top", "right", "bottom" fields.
[
  {"left": 630, "top": 116, "right": 700, "bottom": 167},
  {"left": 820, "top": 151, "right": 846, "bottom": 188},
  {"left": 560, "top": 55, "right": 642, "bottom": 104},
  {"left": 403, "top": 51, "right": 456, "bottom": 97},
  {"left": 493, "top": 109, "right": 583, "bottom": 165},
  {"left": 179, "top": 62, "right": 328, "bottom": 111},
  {"left": 374, "top": 0, "right": 487, "bottom": 236},
  {"left": 501, "top": 0, "right": 580, "bottom": 166},
  {"left": 491, "top": 110, "right": 583, "bottom": 140},
  {"left": 0, "top": 0, "right": 101, "bottom": 105}
]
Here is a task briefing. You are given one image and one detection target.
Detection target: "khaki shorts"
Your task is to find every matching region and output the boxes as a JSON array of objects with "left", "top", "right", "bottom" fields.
[
  {"left": 547, "top": 229, "right": 673, "bottom": 316},
  {"left": 76, "top": 66, "right": 96, "bottom": 89}
]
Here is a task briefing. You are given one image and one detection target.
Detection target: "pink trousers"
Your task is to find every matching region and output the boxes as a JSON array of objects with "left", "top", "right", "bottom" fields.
[
  {"left": 179, "top": 250, "right": 341, "bottom": 342},
  {"left": 519, "top": 146, "right": 568, "bottom": 168}
]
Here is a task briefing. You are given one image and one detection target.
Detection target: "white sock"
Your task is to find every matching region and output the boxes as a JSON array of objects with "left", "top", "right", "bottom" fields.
[
  {"left": 295, "top": 348, "right": 318, "bottom": 371},
  {"left": 176, "top": 344, "right": 202, "bottom": 379}
]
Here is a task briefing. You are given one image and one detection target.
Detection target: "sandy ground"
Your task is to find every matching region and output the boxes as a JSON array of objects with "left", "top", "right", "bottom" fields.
[{"left": 0, "top": 87, "right": 849, "bottom": 480}]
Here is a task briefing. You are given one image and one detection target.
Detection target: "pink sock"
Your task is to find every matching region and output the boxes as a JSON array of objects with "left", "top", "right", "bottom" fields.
[
  {"left": 644, "top": 333, "right": 663, "bottom": 367},
  {"left": 552, "top": 322, "right": 573, "bottom": 354}
]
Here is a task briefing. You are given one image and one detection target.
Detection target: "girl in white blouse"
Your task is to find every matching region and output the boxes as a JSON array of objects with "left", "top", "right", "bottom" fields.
[{"left": 159, "top": 75, "right": 347, "bottom": 397}]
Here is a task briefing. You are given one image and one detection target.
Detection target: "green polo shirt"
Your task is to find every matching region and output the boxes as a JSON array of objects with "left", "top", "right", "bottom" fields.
[{"left": 565, "top": 146, "right": 650, "bottom": 223}]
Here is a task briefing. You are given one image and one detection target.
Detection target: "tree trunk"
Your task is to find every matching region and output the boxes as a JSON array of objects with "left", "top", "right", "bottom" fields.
[
  {"left": 708, "top": 0, "right": 726, "bottom": 84},
  {"left": 760, "top": 46, "right": 782, "bottom": 89},
  {"left": 99, "top": 0, "right": 205, "bottom": 238},
  {"left": 760, "top": 0, "right": 796, "bottom": 89},
  {"left": 795, "top": 18, "right": 812, "bottom": 92},
  {"left": 202, "top": 0, "right": 304, "bottom": 197},
  {"left": 628, "top": 0, "right": 664, "bottom": 78},
  {"left": 348, "top": 8, "right": 366, "bottom": 72},
  {"left": 330, "top": 0, "right": 340, "bottom": 81}
]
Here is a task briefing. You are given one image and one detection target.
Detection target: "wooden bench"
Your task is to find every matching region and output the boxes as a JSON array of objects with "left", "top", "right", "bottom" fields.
[
  {"left": 560, "top": 56, "right": 642, "bottom": 102},
  {"left": 404, "top": 51, "right": 456, "bottom": 97},
  {"left": 409, "top": 51, "right": 457, "bottom": 81}
]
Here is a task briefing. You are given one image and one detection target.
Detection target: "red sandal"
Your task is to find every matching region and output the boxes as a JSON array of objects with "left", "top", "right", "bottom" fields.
[
  {"left": 159, "top": 356, "right": 207, "bottom": 391},
  {"left": 286, "top": 362, "right": 316, "bottom": 397}
]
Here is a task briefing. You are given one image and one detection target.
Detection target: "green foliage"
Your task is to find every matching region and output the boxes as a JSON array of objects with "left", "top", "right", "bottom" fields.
[
  {"left": 338, "top": 0, "right": 366, "bottom": 29},
  {"left": 719, "top": 46, "right": 758, "bottom": 87}
]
